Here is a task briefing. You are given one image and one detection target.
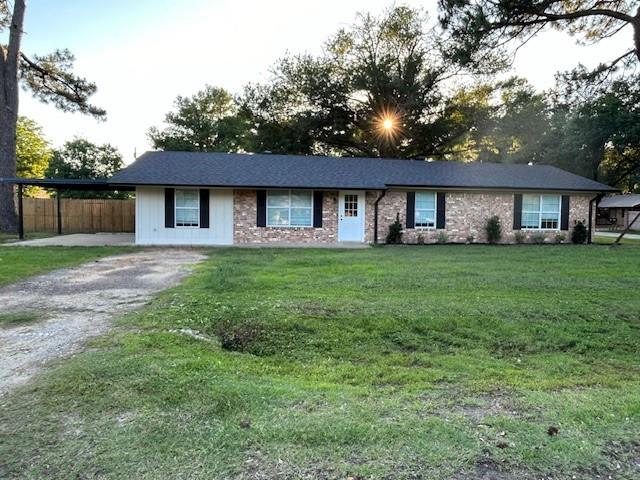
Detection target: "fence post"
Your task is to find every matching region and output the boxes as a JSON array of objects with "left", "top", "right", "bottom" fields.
[
  {"left": 18, "top": 184, "right": 24, "bottom": 240},
  {"left": 57, "top": 190, "right": 62, "bottom": 235}
]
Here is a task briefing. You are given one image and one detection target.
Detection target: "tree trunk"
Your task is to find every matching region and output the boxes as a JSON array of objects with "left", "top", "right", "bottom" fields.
[
  {"left": 0, "top": 0, "right": 26, "bottom": 232},
  {"left": 634, "top": 8, "right": 640, "bottom": 62}
]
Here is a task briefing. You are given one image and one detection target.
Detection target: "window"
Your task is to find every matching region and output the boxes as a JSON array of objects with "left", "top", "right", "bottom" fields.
[
  {"left": 415, "top": 192, "right": 436, "bottom": 228},
  {"left": 344, "top": 194, "right": 358, "bottom": 217},
  {"left": 267, "top": 190, "right": 313, "bottom": 227},
  {"left": 175, "top": 189, "right": 199, "bottom": 227},
  {"left": 521, "top": 194, "right": 560, "bottom": 230}
]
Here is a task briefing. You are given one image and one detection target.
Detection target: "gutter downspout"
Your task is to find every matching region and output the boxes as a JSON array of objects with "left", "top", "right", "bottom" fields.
[
  {"left": 373, "top": 189, "right": 387, "bottom": 244},
  {"left": 588, "top": 193, "right": 605, "bottom": 244}
]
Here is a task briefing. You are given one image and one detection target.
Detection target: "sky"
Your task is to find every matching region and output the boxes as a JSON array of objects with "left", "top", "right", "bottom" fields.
[{"left": 12, "top": 0, "right": 634, "bottom": 165}]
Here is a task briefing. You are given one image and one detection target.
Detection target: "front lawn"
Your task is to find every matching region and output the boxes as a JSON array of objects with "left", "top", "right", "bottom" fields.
[
  {"left": 0, "top": 246, "right": 133, "bottom": 286},
  {"left": 1, "top": 246, "right": 639, "bottom": 479}
]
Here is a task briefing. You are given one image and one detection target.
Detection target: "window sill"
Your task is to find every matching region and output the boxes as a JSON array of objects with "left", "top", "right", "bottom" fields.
[{"left": 266, "top": 225, "right": 315, "bottom": 229}]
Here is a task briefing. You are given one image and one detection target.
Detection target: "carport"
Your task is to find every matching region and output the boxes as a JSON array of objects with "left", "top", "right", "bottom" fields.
[{"left": 0, "top": 178, "right": 134, "bottom": 240}]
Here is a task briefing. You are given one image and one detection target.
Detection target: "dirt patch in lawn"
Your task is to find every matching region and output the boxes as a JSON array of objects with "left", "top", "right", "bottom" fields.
[{"left": 0, "top": 249, "right": 205, "bottom": 396}]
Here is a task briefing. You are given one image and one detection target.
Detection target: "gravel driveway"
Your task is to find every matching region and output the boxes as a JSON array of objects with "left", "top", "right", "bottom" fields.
[{"left": 0, "top": 249, "right": 206, "bottom": 396}]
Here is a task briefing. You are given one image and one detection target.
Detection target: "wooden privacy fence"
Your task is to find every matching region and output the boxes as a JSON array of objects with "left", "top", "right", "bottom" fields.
[{"left": 23, "top": 198, "right": 135, "bottom": 233}]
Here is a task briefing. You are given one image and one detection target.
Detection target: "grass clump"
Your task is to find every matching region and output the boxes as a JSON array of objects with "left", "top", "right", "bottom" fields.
[{"left": 0, "top": 310, "right": 42, "bottom": 327}]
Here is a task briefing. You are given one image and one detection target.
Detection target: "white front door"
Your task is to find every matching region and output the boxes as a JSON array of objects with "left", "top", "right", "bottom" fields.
[{"left": 338, "top": 191, "right": 365, "bottom": 242}]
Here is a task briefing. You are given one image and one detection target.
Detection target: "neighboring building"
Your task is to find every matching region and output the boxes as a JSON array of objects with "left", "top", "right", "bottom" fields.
[
  {"left": 106, "top": 151, "right": 615, "bottom": 246},
  {"left": 597, "top": 194, "right": 640, "bottom": 230}
]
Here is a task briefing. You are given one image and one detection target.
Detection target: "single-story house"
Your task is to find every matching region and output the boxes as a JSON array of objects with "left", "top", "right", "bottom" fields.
[
  {"left": 596, "top": 194, "right": 640, "bottom": 230},
  {"left": 102, "top": 151, "right": 615, "bottom": 246}
]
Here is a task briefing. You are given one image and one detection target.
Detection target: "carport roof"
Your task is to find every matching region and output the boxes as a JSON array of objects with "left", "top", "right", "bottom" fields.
[
  {"left": 0, "top": 178, "right": 134, "bottom": 191},
  {"left": 598, "top": 194, "right": 640, "bottom": 209}
]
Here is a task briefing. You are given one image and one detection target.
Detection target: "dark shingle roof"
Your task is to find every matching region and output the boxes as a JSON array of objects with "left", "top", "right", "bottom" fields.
[{"left": 109, "top": 151, "right": 615, "bottom": 192}]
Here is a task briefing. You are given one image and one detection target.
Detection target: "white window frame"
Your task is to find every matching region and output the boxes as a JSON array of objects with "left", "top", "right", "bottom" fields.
[
  {"left": 415, "top": 191, "right": 437, "bottom": 229},
  {"left": 266, "top": 189, "right": 314, "bottom": 228},
  {"left": 521, "top": 194, "right": 561, "bottom": 231},
  {"left": 175, "top": 188, "right": 200, "bottom": 228}
]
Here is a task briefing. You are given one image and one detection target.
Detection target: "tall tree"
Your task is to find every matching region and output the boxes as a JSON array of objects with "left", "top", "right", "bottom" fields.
[
  {"left": 0, "top": 0, "right": 104, "bottom": 231},
  {"left": 149, "top": 86, "right": 246, "bottom": 152},
  {"left": 16, "top": 116, "right": 52, "bottom": 195},
  {"left": 45, "top": 139, "right": 128, "bottom": 199},
  {"left": 240, "top": 6, "right": 475, "bottom": 159},
  {"left": 442, "top": 78, "right": 553, "bottom": 163},
  {"left": 547, "top": 76, "right": 640, "bottom": 188},
  {"left": 438, "top": 1, "right": 640, "bottom": 78}
]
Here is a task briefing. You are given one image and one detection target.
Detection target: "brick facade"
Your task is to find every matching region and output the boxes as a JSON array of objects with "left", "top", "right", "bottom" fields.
[
  {"left": 233, "top": 189, "right": 593, "bottom": 245},
  {"left": 374, "top": 190, "right": 592, "bottom": 244},
  {"left": 233, "top": 189, "right": 340, "bottom": 244}
]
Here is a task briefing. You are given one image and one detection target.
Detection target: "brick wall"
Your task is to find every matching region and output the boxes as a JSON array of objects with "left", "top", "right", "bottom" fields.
[
  {"left": 234, "top": 189, "right": 593, "bottom": 245},
  {"left": 374, "top": 190, "right": 592, "bottom": 244},
  {"left": 233, "top": 189, "right": 340, "bottom": 244}
]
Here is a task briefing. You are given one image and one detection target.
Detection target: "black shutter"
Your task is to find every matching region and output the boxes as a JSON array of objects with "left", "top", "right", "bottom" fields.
[
  {"left": 256, "top": 190, "right": 267, "bottom": 227},
  {"left": 513, "top": 194, "right": 522, "bottom": 230},
  {"left": 561, "top": 195, "right": 570, "bottom": 231},
  {"left": 436, "top": 192, "right": 446, "bottom": 229},
  {"left": 313, "top": 191, "right": 323, "bottom": 228},
  {"left": 406, "top": 192, "right": 415, "bottom": 229},
  {"left": 199, "top": 189, "right": 210, "bottom": 228},
  {"left": 164, "top": 188, "right": 175, "bottom": 228}
]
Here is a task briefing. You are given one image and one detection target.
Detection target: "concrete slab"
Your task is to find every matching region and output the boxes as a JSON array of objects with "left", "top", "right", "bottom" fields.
[
  {"left": 594, "top": 231, "right": 640, "bottom": 240},
  {"left": 8, "top": 233, "right": 135, "bottom": 247}
]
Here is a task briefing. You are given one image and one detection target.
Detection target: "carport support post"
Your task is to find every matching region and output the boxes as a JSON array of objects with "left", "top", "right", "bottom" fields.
[
  {"left": 56, "top": 190, "right": 62, "bottom": 235},
  {"left": 17, "top": 184, "right": 24, "bottom": 240}
]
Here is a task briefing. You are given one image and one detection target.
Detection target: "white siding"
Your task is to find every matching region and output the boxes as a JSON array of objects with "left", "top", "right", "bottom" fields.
[{"left": 135, "top": 187, "right": 233, "bottom": 245}]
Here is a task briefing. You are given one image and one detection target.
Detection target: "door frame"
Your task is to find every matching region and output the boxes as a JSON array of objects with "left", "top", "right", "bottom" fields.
[{"left": 338, "top": 190, "right": 366, "bottom": 242}]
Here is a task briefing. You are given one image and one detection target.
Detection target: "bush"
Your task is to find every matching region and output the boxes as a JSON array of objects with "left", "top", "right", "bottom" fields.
[
  {"left": 531, "top": 232, "right": 546, "bottom": 244},
  {"left": 436, "top": 231, "right": 448, "bottom": 244},
  {"left": 514, "top": 231, "right": 526, "bottom": 244},
  {"left": 466, "top": 234, "right": 475, "bottom": 244},
  {"left": 386, "top": 213, "right": 403, "bottom": 244},
  {"left": 572, "top": 220, "right": 588, "bottom": 244},
  {"left": 416, "top": 233, "right": 425, "bottom": 245},
  {"left": 485, "top": 215, "right": 502, "bottom": 244},
  {"left": 555, "top": 233, "right": 566, "bottom": 244}
]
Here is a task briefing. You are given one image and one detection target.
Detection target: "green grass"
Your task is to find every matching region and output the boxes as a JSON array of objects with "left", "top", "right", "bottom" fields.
[
  {"left": 1, "top": 245, "right": 639, "bottom": 479},
  {"left": 0, "top": 310, "right": 43, "bottom": 327},
  {"left": 593, "top": 235, "right": 640, "bottom": 245},
  {"left": 0, "top": 246, "right": 133, "bottom": 286}
]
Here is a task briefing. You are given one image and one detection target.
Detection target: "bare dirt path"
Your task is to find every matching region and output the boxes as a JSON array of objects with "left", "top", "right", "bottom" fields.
[{"left": 0, "top": 249, "right": 206, "bottom": 396}]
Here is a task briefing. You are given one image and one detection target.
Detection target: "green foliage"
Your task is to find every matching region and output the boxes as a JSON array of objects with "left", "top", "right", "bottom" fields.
[
  {"left": 148, "top": 86, "right": 246, "bottom": 152},
  {"left": 438, "top": 0, "right": 638, "bottom": 79},
  {"left": 1, "top": 247, "right": 640, "bottom": 478},
  {"left": 16, "top": 116, "right": 52, "bottom": 196},
  {"left": 416, "top": 233, "right": 425, "bottom": 245},
  {"left": 532, "top": 232, "right": 547, "bottom": 244},
  {"left": 555, "top": 233, "right": 566, "bottom": 244},
  {"left": 436, "top": 231, "right": 448, "bottom": 244},
  {"left": 485, "top": 215, "right": 502, "bottom": 244},
  {"left": 45, "top": 139, "right": 129, "bottom": 198},
  {"left": 514, "top": 231, "right": 526, "bottom": 244},
  {"left": 386, "top": 213, "right": 403, "bottom": 244},
  {"left": 238, "top": 6, "right": 473, "bottom": 158},
  {"left": 19, "top": 49, "right": 105, "bottom": 117},
  {"left": 572, "top": 221, "right": 588, "bottom": 244},
  {"left": 465, "top": 234, "right": 474, "bottom": 244}
]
